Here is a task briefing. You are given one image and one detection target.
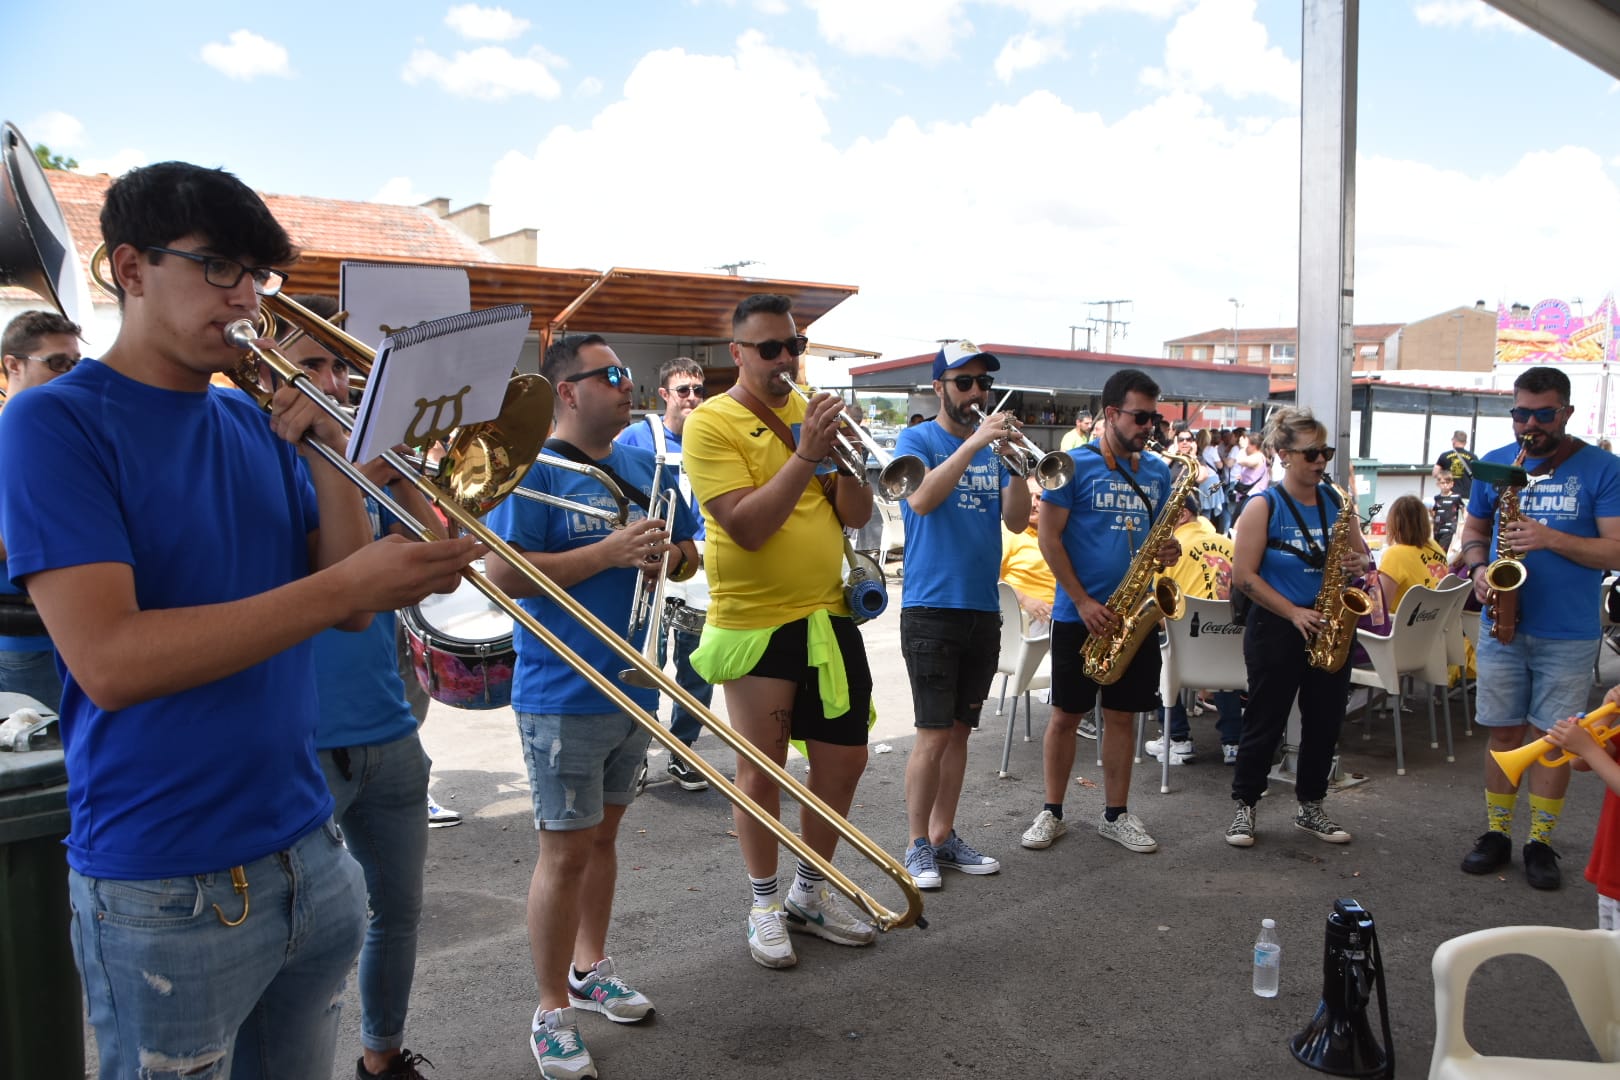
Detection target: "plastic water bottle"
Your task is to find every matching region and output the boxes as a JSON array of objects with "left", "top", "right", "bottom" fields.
[{"left": 1253, "top": 918, "right": 1281, "bottom": 998}]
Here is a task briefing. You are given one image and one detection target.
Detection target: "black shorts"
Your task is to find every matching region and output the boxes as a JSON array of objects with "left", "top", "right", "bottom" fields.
[
  {"left": 900, "top": 607, "right": 1001, "bottom": 729},
  {"left": 746, "top": 615, "right": 873, "bottom": 747},
  {"left": 1049, "top": 619, "right": 1162, "bottom": 715}
]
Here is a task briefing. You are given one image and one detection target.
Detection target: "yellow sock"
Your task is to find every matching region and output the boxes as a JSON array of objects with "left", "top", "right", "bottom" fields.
[
  {"left": 1485, "top": 790, "right": 1516, "bottom": 836},
  {"left": 1528, "top": 794, "right": 1564, "bottom": 846}
]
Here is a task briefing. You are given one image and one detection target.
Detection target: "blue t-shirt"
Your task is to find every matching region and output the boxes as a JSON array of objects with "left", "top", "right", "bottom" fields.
[
  {"left": 1254, "top": 486, "right": 1342, "bottom": 607},
  {"left": 1042, "top": 446, "right": 1172, "bottom": 624},
  {"left": 894, "top": 421, "right": 1010, "bottom": 611},
  {"left": 1467, "top": 440, "right": 1620, "bottom": 639},
  {"left": 0, "top": 361, "right": 331, "bottom": 879},
  {"left": 487, "top": 442, "right": 697, "bottom": 714},
  {"left": 617, "top": 417, "right": 706, "bottom": 542},
  {"left": 313, "top": 496, "right": 415, "bottom": 749}
]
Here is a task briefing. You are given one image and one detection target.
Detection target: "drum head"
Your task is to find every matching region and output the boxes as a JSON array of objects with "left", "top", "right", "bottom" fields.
[{"left": 409, "top": 570, "right": 513, "bottom": 646}]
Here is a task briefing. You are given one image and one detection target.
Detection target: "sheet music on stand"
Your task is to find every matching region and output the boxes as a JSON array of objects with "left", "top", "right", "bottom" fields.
[
  {"left": 338, "top": 261, "right": 470, "bottom": 350},
  {"left": 345, "top": 304, "right": 531, "bottom": 464}
]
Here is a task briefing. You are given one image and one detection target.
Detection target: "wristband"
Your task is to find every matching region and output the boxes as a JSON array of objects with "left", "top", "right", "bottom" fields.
[{"left": 794, "top": 451, "right": 818, "bottom": 465}]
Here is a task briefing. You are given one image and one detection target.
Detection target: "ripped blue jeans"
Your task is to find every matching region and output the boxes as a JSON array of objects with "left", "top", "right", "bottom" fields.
[
  {"left": 69, "top": 819, "right": 366, "bottom": 1079},
  {"left": 517, "top": 711, "right": 651, "bottom": 831}
]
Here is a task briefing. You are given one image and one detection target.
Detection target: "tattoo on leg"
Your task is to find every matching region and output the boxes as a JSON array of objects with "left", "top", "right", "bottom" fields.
[{"left": 769, "top": 708, "right": 792, "bottom": 753}]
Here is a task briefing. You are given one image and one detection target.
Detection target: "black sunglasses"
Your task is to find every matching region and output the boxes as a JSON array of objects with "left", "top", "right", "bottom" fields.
[
  {"left": 1114, "top": 408, "right": 1164, "bottom": 426},
  {"left": 23, "top": 352, "right": 78, "bottom": 374},
  {"left": 1510, "top": 405, "right": 1564, "bottom": 424},
  {"left": 734, "top": 335, "right": 809, "bottom": 361},
  {"left": 146, "top": 246, "right": 287, "bottom": 297},
  {"left": 1287, "top": 445, "right": 1336, "bottom": 463},
  {"left": 666, "top": 384, "right": 706, "bottom": 398},
  {"left": 562, "top": 364, "right": 633, "bottom": 388},
  {"left": 946, "top": 373, "right": 996, "bottom": 392}
]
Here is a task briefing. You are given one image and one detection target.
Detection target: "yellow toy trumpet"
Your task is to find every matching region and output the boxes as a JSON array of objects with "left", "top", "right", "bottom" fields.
[{"left": 1490, "top": 702, "right": 1620, "bottom": 785}]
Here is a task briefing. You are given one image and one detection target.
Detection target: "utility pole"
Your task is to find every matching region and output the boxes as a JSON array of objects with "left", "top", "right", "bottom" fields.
[
  {"left": 1068, "top": 324, "right": 1095, "bottom": 352},
  {"left": 711, "top": 260, "right": 760, "bottom": 276},
  {"left": 1086, "top": 299, "right": 1132, "bottom": 354}
]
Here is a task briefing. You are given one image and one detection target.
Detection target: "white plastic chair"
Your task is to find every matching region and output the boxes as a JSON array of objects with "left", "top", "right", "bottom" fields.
[
  {"left": 1435, "top": 574, "right": 1473, "bottom": 738},
  {"left": 1597, "top": 573, "right": 1618, "bottom": 685},
  {"left": 1349, "top": 579, "right": 1470, "bottom": 775},
  {"left": 1429, "top": 925, "right": 1620, "bottom": 1078},
  {"left": 1153, "top": 596, "right": 1248, "bottom": 793},
  {"left": 995, "top": 582, "right": 1052, "bottom": 778},
  {"left": 877, "top": 501, "right": 906, "bottom": 570}
]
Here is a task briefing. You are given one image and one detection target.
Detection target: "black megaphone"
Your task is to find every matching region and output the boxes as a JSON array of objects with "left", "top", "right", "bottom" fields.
[{"left": 1289, "top": 898, "right": 1393, "bottom": 1079}]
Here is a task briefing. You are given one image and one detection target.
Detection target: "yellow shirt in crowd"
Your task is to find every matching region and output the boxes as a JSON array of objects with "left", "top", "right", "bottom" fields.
[
  {"left": 682, "top": 392, "right": 849, "bottom": 629},
  {"left": 1168, "top": 516, "right": 1235, "bottom": 601},
  {"left": 1378, "top": 541, "right": 1449, "bottom": 608},
  {"left": 1000, "top": 525, "right": 1056, "bottom": 606}
]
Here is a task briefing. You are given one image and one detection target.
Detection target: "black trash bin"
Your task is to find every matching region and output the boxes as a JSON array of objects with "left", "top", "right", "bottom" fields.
[{"left": 0, "top": 744, "right": 84, "bottom": 1079}]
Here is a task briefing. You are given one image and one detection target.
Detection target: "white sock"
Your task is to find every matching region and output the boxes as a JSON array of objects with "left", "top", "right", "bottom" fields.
[
  {"left": 790, "top": 859, "right": 824, "bottom": 901},
  {"left": 749, "top": 874, "right": 779, "bottom": 908}
]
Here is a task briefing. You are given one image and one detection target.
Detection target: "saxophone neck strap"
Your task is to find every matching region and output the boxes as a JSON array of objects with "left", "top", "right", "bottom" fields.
[{"left": 1267, "top": 484, "right": 1334, "bottom": 568}]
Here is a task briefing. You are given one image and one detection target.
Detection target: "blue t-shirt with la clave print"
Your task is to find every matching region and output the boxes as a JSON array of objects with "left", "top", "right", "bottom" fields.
[
  {"left": 1042, "top": 445, "right": 1171, "bottom": 624},
  {"left": 1467, "top": 439, "right": 1620, "bottom": 639},
  {"left": 894, "top": 420, "right": 1011, "bottom": 612}
]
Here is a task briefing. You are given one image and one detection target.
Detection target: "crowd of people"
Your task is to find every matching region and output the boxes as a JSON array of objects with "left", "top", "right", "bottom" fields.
[{"left": 5, "top": 160, "right": 1620, "bottom": 1080}]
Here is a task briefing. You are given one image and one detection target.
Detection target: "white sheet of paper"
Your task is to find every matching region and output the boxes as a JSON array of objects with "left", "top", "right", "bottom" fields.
[{"left": 339, "top": 262, "right": 471, "bottom": 351}]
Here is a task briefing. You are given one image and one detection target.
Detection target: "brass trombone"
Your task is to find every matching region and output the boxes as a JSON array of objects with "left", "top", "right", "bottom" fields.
[
  {"left": 778, "top": 377, "right": 926, "bottom": 501},
  {"left": 966, "top": 403, "right": 1074, "bottom": 491}
]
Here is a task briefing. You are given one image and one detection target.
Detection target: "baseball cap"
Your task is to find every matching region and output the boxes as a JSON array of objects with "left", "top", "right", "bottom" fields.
[{"left": 933, "top": 340, "right": 1000, "bottom": 381}]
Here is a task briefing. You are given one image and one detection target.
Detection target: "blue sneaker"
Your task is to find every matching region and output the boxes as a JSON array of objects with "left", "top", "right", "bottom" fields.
[
  {"left": 530, "top": 1007, "right": 595, "bottom": 1079},
  {"left": 934, "top": 830, "right": 1000, "bottom": 875},
  {"left": 566, "top": 957, "right": 654, "bottom": 1023},
  {"left": 904, "top": 837, "right": 942, "bottom": 890}
]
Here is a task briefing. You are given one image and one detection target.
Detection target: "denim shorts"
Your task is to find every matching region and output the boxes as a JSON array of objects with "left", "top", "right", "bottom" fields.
[
  {"left": 1049, "top": 619, "right": 1162, "bottom": 715},
  {"left": 900, "top": 607, "right": 1000, "bottom": 729},
  {"left": 1474, "top": 631, "right": 1600, "bottom": 732},
  {"left": 516, "top": 711, "right": 652, "bottom": 831}
]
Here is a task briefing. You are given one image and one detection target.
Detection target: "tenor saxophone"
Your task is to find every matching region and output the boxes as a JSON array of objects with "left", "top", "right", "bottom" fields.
[
  {"left": 1485, "top": 437, "right": 1533, "bottom": 644},
  {"left": 1080, "top": 449, "right": 1201, "bottom": 685},
  {"left": 1305, "top": 482, "right": 1374, "bottom": 673}
]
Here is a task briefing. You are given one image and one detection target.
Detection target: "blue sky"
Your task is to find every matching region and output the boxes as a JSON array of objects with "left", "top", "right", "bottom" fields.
[{"left": 5, "top": 1, "right": 1619, "bottom": 362}]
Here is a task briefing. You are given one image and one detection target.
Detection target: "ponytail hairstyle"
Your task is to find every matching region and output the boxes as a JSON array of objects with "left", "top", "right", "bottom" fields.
[{"left": 1261, "top": 406, "right": 1327, "bottom": 457}]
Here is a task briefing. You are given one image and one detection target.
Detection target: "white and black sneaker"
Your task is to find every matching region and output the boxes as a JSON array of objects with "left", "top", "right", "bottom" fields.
[
  {"left": 666, "top": 752, "right": 709, "bottom": 792},
  {"left": 1294, "top": 801, "right": 1351, "bottom": 844}
]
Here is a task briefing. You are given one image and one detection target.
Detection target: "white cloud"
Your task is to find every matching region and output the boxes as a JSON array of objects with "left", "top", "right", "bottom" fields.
[
  {"left": 444, "top": 4, "right": 531, "bottom": 40},
  {"left": 372, "top": 176, "right": 432, "bottom": 205},
  {"left": 755, "top": 0, "right": 790, "bottom": 12},
  {"left": 76, "top": 148, "right": 149, "bottom": 178},
  {"left": 199, "top": 30, "right": 293, "bottom": 80},
  {"left": 994, "top": 0, "right": 1185, "bottom": 22},
  {"left": 402, "top": 46, "right": 562, "bottom": 100},
  {"left": 994, "top": 32, "right": 1068, "bottom": 82},
  {"left": 1140, "top": 0, "right": 1298, "bottom": 105},
  {"left": 1413, "top": 1, "right": 1527, "bottom": 34},
  {"left": 576, "top": 76, "right": 604, "bottom": 97},
  {"left": 27, "top": 111, "right": 85, "bottom": 150},
  {"left": 804, "top": 0, "right": 971, "bottom": 63}
]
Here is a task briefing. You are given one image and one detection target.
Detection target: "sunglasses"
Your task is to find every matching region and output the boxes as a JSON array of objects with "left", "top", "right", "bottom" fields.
[
  {"left": 666, "top": 384, "right": 706, "bottom": 398},
  {"left": 1510, "top": 406, "right": 1564, "bottom": 424},
  {"left": 145, "top": 245, "right": 287, "bottom": 297},
  {"left": 562, "top": 364, "right": 633, "bottom": 389},
  {"left": 1287, "top": 445, "right": 1336, "bottom": 463},
  {"left": 947, "top": 374, "right": 996, "bottom": 392},
  {"left": 24, "top": 352, "right": 78, "bottom": 374},
  {"left": 734, "top": 335, "right": 809, "bottom": 361},
  {"left": 1113, "top": 408, "right": 1164, "bottom": 426}
]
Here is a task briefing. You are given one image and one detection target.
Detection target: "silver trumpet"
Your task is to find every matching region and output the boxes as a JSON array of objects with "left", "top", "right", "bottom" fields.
[
  {"left": 777, "top": 376, "right": 926, "bottom": 501},
  {"left": 619, "top": 484, "right": 678, "bottom": 689},
  {"left": 968, "top": 404, "right": 1074, "bottom": 491}
]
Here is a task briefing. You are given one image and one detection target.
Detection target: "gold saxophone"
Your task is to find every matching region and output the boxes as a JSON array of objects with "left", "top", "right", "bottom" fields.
[
  {"left": 1305, "top": 482, "right": 1374, "bottom": 673},
  {"left": 1484, "top": 438, "right": 1533, "bottom": 644},
  {"left": 1080, "top": 448, "right": 1201, "bottom": 685}
]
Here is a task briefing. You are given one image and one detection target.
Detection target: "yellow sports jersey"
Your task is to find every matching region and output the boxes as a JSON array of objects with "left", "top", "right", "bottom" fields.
[
  {"left": 1169, "top": 516, "right": 1235, "bottom": 601},
  {"left": 1378, "top": 541, "right": 1448, "bottom": 607},
  {"left": 682, "top": 392, "right": 849, "bottom": 629},
  {"left": 1000, "top": 526, "right": 1056, "bottom": 605}
]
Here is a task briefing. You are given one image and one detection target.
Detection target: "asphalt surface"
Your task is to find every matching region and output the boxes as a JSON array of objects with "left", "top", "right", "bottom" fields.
[{"left": 81, "top": 601, "right": 1619, "bottom": 1079}]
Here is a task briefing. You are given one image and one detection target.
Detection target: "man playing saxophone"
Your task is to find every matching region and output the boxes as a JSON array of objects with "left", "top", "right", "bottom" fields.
[
  {"left": 1021, "top": 369, "right": 1179, "bottom": 855},
  {"left": 1457, "top": 366, "right": 1620, "bottom": 890}
]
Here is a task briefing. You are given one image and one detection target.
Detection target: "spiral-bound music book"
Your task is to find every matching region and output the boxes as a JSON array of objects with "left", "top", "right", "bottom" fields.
[
  {"left": 345, "top": 304, "right": 532, "bottom": 463},
  {"left": 338, "top": 261, "right": 470, "bottom": 350}
]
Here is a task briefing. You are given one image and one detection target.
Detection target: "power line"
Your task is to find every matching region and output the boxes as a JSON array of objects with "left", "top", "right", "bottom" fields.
[{"left": 1086, "top": 299, "right": 1132, "bottom": 354}]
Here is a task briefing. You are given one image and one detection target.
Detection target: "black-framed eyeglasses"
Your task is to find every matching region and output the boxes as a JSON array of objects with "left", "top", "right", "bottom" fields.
[
  {"left": 562, "top": 364, "right": 633, "bottom": 389},
  {"left": 666, "top": 383, "right": 706, "bottom": 398},
  {"left": 947, "top": 373, "right": 996, "bottom": 392},
  {"left": 146, "top": 246, "right": 288, "bottom": 297},
  {"left": 1173, "top": 432, "right": 1195, "bottom": 443},
  {"left": 1114, "top": 408, "right": 1163, "bottom": 426},
  {"left": 1287, "top": 445, "right": 1336, "bottom": 463},
  {"left": 1510, "top": 405, "right": 1564, "bottom": 424},
  {"left": 734, "top": 335, "right": 809, "bottom": 361},
  {"left": 23, "top": 352, "right": 78, "bottom": 374}
]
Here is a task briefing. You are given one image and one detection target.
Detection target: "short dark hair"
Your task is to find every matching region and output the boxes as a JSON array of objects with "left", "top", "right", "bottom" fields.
[
  {"left": 543, "top": 332, "right": 608, "bottom": 384},
  {"left": 1100, "top": 368, "right": 1160, "bottom": 412},
  {"left": 100, "top": 162, "right": 297, "bottom": 304},
  {"left": 658, "top": 356, "right": 703, "bottom": 388},
  {"left": 1513, "top": 365, "right": 1570, "bottom": 405},
  {"left": 288, "top": 293, "right": 339, "bottom": 321},
  {"left": 2, "top": 310, "right": 81, "bottom": 359},
  {"left": 1179, "top": 492, "right": 1201, "bottom": 518},
  {"left": 732, "top": 293, "right": 793, "bottom": 334}
]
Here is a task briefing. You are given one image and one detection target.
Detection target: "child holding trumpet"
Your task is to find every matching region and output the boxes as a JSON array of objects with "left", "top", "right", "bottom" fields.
[{"left": 1545, "top": 693, "right": 1620, "bottom": 929}]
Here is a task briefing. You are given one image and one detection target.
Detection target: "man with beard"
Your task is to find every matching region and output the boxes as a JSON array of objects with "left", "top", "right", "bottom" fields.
[
  {"left": 891, "top": 341, "right": 1029, "bottom": 889},
  {"left": 1456, "top": 366, "right": 1620, "bottom": 889},
  {"left": 1021, "top": 368, "right": 1179, "bottom": 855}
]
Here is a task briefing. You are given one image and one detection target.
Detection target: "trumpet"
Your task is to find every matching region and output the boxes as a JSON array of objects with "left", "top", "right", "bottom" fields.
[
  {"left": 1490, "top": 703, "right": 1620, "bottom": 785},
  {"left": 776, "top": 377, "right": 926, "bottom": 501},
  {"left": 620, "top": 460, "right": 676, "bottom": 690},
  {"left": 966, "top": 404, "right": 1074, "bottom": 491}
]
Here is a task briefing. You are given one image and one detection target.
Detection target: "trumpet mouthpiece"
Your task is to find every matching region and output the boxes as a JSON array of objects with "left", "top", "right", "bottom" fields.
[{"left": 223, "top": 319, "right": 257, "bottom": 348}]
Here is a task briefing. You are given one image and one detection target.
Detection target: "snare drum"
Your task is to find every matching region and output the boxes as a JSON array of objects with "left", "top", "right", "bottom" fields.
[
  {"left": 663, "top": 597, "right": 706, "bottom": 635},
  {"left": 402, "top": 574, "right": 515, "bottom": 710}
]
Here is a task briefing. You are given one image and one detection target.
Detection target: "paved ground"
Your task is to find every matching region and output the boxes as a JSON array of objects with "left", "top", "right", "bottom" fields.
[{"left": 79, "top": 602, "right": 1620, "bottom": 1078}]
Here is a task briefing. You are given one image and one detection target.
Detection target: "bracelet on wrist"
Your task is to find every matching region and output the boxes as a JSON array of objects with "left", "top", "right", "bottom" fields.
[
  {"left": 1467, "top": 562, "right": 1486, "bottom": 577},
  {"left": 794, "top": 451, "right": 817, "bottom": 464}
]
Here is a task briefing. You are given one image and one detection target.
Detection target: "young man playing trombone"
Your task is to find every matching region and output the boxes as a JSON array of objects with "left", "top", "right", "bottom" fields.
[
  {"left": 486, "top": 333, "right": 696, "bottom": 1079},
  {"left": 893, "top": 342, "right": 1028, "bottom": 889},
  {"left": 683, "top": 293, "right": 879, "bottom": 969}
]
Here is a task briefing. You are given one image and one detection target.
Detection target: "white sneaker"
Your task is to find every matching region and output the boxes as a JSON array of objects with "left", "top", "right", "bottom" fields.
[
  {"left": 1222, "top": 743, "right": 1240, "bottom": 765},
  {"left": 1144, "top": 736, "right": 1196, "bottom": 764},
  {"left": 426, "top": 793, "right": 461, "bottom": 828},
  {"left": 746, "top": 904, "right": 797, "bottom": 968},
  {"left": 1021, "top": 809, "right": 1067, "bottom": 849},
  {"left": 784, "top": 886, "right": 877, "bottom": 946},
  {"left": 531, "top": 1007, "right": 596, "bottom": 1080},
  {"left": 1097, "top": 811, "right": 1159, "bottom": 853}
]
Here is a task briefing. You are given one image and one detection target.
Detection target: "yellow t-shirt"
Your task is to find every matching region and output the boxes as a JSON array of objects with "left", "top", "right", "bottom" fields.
[
  {"left": 682, "top": 392, "right": 849, "bottom": 629},
  {"left": 1059, "top": 429, "right": 1085, "bottom": 451},
  {"left": 1168, "top": 516, "right": 1235, "bottom": 601},
  {"left": 1378, "top": 541, "right": 1448, "bottom": 607},
  {"left": 1000, "top": 526, "right": 1056, "bottom": 605}
]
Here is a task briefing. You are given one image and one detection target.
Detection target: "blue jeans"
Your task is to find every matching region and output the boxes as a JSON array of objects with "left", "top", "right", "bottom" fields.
[
  {"left": 1474, "top": 630, "right": 1599, "bottom": 732},
  {"left": 666, "top": 625, "right": 713, "bottom": 748},
  {"left": 70, "top": 819, "right": 366, "bottom": 1079},
  {"left": 0, "top": 647, "right": 62, "bottom": 713},
  {"left": 319, "top": 732, "right": 431, "bottom": 1055},
  {"left": 1167, "top": 690, "right": 1244, "bottom": 745}
]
